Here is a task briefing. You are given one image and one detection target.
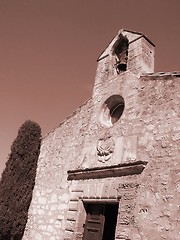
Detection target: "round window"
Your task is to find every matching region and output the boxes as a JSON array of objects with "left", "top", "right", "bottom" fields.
[{"left": 99, "top": 95, "right": 125, "bottom": 127}]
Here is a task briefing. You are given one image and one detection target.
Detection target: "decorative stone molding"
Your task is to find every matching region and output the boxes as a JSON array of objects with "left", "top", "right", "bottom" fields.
[{"left": 67, "top": 161, "right": 147, "bottom": 181}]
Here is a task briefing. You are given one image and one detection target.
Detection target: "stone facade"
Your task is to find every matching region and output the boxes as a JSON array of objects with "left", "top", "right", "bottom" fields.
[{"left": 23, "top": 30, "right": 180, "bottom": 240}]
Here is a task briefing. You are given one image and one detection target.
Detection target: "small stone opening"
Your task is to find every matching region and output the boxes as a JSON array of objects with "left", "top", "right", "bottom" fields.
[
  {"left": 112, "top": 33, "right": 129, "bottom": 74},
  {"left": 100, "top": 95, "right": 125, "bottom": 127},
  {"left": 116, "top": 62, "right": 127, "bottom": 72}
]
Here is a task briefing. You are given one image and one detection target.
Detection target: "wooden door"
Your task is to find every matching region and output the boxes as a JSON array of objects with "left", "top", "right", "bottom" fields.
[{"left": 83, "top": 204, "right": 105, "bottom": 240}]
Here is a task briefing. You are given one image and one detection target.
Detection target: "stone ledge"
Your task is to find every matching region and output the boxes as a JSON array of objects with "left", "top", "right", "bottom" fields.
[{"left": 67, "top": 161, "right": 147, "bottom": 180}]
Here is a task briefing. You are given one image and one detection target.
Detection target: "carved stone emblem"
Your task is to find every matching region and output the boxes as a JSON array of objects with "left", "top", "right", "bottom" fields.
[{"left": 97, "top": 134, "right": 114, "bottom": 163}]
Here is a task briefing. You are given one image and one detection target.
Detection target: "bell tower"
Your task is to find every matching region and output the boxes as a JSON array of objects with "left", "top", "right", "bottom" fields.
[{"left": 92, "top": 29, "right": 155, "bottom": 99}]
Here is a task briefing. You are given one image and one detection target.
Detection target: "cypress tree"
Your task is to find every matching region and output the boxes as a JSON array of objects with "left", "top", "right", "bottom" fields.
[{"left": 0, "top": 120, "right": 41, "bottom": 240}]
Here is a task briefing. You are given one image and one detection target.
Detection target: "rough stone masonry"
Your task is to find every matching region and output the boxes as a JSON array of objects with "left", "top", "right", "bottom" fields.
[{"left": 23, "top": 29, "right": 180, "bottom": 240}]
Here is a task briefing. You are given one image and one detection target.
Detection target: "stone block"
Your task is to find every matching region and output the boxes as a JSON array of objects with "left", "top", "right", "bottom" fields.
[
  {"left": 68, "top": 201, "right": 79, "bottom": 211},
  {"left": 66, "top": 219, "right": 76, "bottom": 232},
  {"left": 67, "top": 210, "right": 78, "bottom": 221},
  {"left": 101, "top": 182, "right": 110, "bottom": 198}
]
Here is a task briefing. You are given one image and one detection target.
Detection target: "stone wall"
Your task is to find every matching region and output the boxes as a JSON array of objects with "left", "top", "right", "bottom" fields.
[
  {"left": 23, "top": 29, "right": 180, "bottom": 240},
  {"left": 133, "top": 74, "right": 180, "bottom": 240},
  {"left": 23, "top": 73, "right": 179, "bottom": 240},
  {"left": 23, "top": 99, "right": 94, "bottom": 240}
]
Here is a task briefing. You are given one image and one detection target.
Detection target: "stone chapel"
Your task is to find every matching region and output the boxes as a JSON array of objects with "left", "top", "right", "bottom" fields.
[{"left": 23, "top": 29, "right": 180, "bottom": 240}]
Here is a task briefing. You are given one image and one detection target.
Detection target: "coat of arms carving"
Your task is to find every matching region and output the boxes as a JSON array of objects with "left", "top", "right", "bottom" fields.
[{"left": 97, "top": 133, "right": 114, "bottom": 163}]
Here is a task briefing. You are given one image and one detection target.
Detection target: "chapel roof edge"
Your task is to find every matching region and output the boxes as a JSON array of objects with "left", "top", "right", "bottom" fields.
[{"left": 97, "top": 28, "right": 155, "bottom": 62}]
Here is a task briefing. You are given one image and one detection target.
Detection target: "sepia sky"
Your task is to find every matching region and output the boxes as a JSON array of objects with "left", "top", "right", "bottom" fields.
[{"left": 0, "top": 0, "right": 180, "bottom": 175}]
